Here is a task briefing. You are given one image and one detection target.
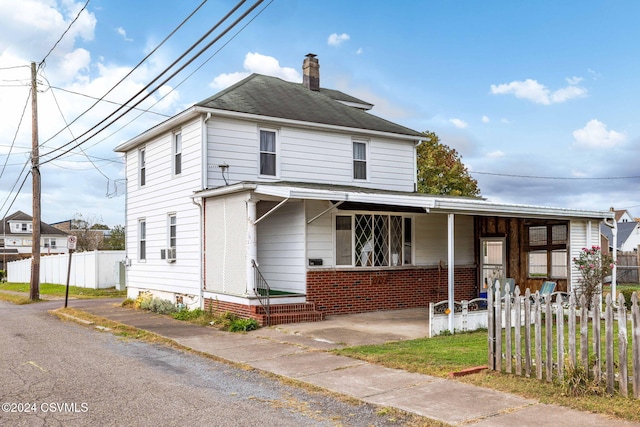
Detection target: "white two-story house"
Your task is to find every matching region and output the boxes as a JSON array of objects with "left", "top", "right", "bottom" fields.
[
  {"left": 116, "top": 54, "right": 614, "bottom": 325},
  {"left": 1, "top": 210, "right": 69, "bottom": 271}
]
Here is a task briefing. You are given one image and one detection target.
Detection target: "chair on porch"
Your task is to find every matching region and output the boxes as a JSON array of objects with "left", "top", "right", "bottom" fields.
[{"left": 532, "top": 281, "right": 557, "bottom": 304}]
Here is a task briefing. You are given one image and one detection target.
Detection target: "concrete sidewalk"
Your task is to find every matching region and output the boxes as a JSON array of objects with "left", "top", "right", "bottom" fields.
[{"left": 66, "top": 298, "right": 638, "bottom": 427}]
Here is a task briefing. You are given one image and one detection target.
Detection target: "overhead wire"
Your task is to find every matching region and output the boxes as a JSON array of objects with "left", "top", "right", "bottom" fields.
[
  {"left": 38, "top": 0, "right": 209, "bottom": 149},
  {"left": 471, "top": 171, "right": 640, "bottom": 180},
  {"left": 38, "top": 0, "right": 91, "bottom": 68},
  {"left": 80, "top": 0, "right": 275, "bottom": 154},
  {"left": 40, "top": 0, "right": 264, "bottom": 165},
  {"left": 0, "top": 89, "right": 31, "bottom": 180}
]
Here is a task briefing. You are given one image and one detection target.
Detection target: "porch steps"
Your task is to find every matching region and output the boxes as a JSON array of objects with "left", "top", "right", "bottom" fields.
[{"left": 252, "top": 302, "right": 324, "bottom": 326}]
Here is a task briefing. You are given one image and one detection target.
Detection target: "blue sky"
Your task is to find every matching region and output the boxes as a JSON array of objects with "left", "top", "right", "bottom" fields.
[{"left": 1, "top": 0, "right": 639, "bottom": 227}]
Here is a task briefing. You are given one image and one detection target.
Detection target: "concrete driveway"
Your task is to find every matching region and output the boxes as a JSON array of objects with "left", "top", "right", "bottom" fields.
[{"left": 252, "top": 308, "right": 430, "bottom": 349}]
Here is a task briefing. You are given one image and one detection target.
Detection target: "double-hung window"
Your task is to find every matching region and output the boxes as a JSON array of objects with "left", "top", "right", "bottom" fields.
[
  {"left": 259, "top": 129, "right": 277, "bottom": 176},
  {"left": 335, "top": 214, "right": 412, "bottom": 267},
  {"left": 173, "top": 132, "right": 182, "bottom": 175},
  {"left": 139, "top": 148, "right": 146, "bottom": 187},
  {"left": 526, "top": 223, "right": 567, "bottom": 278},
  {"left": 168, "top": 214, "right": 177, "bottom": 249},
  {"left": 138, "top": 220, "right": 146, "bottom": 261},
  {"left": 353, "top": 140, "right": 367, "bottom": 180}
]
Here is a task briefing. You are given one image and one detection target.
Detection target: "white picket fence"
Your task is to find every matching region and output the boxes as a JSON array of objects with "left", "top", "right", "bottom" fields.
[
  {"left": 429, "top": 298, "right": 489, "bottom": 337},
  {"left": 7, "top": 251, "right": 125, "bottom": 289}
]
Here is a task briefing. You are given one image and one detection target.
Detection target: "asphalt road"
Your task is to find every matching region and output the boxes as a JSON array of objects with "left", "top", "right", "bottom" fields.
[{"left": 0, "top": 300, "right": 410, "bottom": 427}]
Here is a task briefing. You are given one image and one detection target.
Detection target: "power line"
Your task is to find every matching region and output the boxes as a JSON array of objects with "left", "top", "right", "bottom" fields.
[
  {"left": 0, "top": 90, "right": 31, "bottom": 180},
  {"left": 40, "top": 0, "right": 264, "bottom": 165},
  {"left": 38, "top": 0, "right": 209, "bottom": 151},
  {"left": 0, "top": 160, "right": 30, "bottom": 218},
  {"left": 39, "top": 0, "right": 91, "bottom": 67},
  {"left": 471, "top": 171, "right": 640, "bottom": 180}
]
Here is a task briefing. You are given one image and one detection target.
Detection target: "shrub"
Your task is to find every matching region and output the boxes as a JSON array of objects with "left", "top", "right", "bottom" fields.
[
  {"left": 149, "top": 298, "right": 177, "bottom": 314},
  {"left": 227, "top": 318, "right": 259, "bottom": 332},
  {"left": 573, "top": 246, "right": 614, "bottom": 310},
  {"left": 557, "top": 358, "right": 605, "bottom": 397},
  {"left": 121, "top": 298, "right": 135, "bottom": 307},
  {"left": 0, "top": 270, "right": 5, "bottom": 282},
  {"left": 619, "top": 289, "right": 635, "bottom": 310},
  {"left": 172, "top": 308, "right": 205, "bottom": 321}
]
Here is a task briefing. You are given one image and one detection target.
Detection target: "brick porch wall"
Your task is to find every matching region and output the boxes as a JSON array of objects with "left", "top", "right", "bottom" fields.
[{"left": 306, "top": 266, "right": 477, "bottom": 315}]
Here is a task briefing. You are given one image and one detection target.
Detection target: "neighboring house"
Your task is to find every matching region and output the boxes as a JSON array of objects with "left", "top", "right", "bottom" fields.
[
  {"left": 0, "top": 211, "right": 69, "bottom": 271},
  {"left": 51, "top": 219, "right": 111, "bottom": 251},
  {"left": 601, "top": 221, "right": 640, "bottom": 253},
  {"left": 115, "top": 54, "right": 614, "bottom": 325},
  {"left": 611, "top": 208, "right": 637, "bottom": 224}
]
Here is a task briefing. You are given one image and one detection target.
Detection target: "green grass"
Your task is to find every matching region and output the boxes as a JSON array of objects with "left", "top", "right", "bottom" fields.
[{"left": 0, "top": 282, "right": 126, "bottom": 298}]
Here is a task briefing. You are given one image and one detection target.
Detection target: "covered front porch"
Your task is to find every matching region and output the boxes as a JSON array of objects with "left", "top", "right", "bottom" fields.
[{"left": 195, "top": 182, "right": 614, "bottom": 327}]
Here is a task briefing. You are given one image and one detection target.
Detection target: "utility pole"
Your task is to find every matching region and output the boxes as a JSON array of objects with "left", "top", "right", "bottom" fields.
[{"left": 30, "top": 61, "right": 41, "bottom": 301}]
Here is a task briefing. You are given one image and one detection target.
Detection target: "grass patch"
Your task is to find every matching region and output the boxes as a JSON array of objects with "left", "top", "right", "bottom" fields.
[
  {"left": 0, "top": 282, "right": 126, "bottom": 299},
  {"left": 336, "top": 327, "right": 640, "bottom": 422},
  {"left": 0, "top": 292, "right": 35, "bottom": 304}
]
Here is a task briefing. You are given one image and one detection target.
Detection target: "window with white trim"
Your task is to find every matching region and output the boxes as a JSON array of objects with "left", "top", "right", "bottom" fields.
[
  {"left": 335, "top": 214, "right": 412, "bottom": 267},
  {"left": 43, "top": 238, "right": 57, "bottom": 249},
  {"left": 259, "top": 129, "right": 277, "bottom": 176},
  {"left": 353, "top": 140, "right": 367, "bottom": 180},
  {"left": 139, "top": 148, "right": 146, "bottom": 187},
  {"left": 138, "top": 220, "right": 146, "bottom": 261},
  {"left": 173, "top": 132, "right": 182, "bottom": 175},
  {"left": 168, "top": 214, "right": 176, "bottom": 249}
]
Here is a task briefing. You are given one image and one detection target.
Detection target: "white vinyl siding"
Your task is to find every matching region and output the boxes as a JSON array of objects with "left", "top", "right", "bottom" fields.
[
  {"left": 125, "top": 117, "right": 202, "bottom": 296},
  {"left": 206, "top": 117, "right": 415, "bottom": 191},
  {"left": 257, "top": 200, "right": 306, "bottom": 293}
]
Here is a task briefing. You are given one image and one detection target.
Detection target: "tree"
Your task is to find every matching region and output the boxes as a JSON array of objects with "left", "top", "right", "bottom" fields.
[
  {"left": 71, "top": 213, "right": 111, "bottom": 252},
  {"left": 416, "top": 131, "right": 480, "bottom": 197},
  {"left": 573, "top": 246, "right": 614, "bottom": 310},
  {"left": 103, "top": 225, "right": 125, "bottom": 250}
]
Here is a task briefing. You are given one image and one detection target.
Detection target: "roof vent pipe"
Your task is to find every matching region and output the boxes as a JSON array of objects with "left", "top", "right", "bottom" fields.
[{"left": 302, "top": 53, "right": 320, "bottom": 91}]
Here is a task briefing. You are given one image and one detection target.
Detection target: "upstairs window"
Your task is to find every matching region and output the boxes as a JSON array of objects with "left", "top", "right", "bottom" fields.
[
  {"left": 139, "top": 148, "right": 146, "bottom": 187},
  {"left": 353, "top": 140, "right": 367, "bottom": 180},
  {"left": 173, "top": 132, "right": 182, "bottom": 175},
  {"left": 259, "top": 129, "right": 277, "bottom": 176}
]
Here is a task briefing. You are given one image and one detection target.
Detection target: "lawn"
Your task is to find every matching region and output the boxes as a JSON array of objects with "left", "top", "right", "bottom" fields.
[
  {"left": 0, "top": 282, "right": 126, "bottom": 302},
  {"left": 335, "top": 299, "right": 640, "bottom": 423}
]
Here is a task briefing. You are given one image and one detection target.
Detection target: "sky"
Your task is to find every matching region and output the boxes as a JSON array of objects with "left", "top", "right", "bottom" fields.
[{"left": 0, "top": 0, "right": 639, "bottom": 228}]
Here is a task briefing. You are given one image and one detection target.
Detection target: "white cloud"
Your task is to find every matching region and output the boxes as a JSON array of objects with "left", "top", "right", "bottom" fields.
[
  {"left": 328, "top": 33, "right": 350, "bottom": 46},
  {"left": 116, "top": 27, "right": 132, "bottom": 42},
  {"left": 572, "top": 119, "right": 627, "bottom": 148},
  {"left": 566, "top": 76, "right": 583, "bottom": 85},
  {"left": 482, "top": 115, "right": 490, "bottom": 123},
  {"left": 210, "top": 52, "right": 301, "bottom": 90},
  {"left": 500, "top": 118, "right": 511, "bottom": 124},
  {"left": 490, "top": 77, "right": 586, "bottom": 105},
  {"left": 487, "top": 150, "right": 505, "bottom": 158},
  {"left": 356, "top": 47, "right": 363, "bottom": 55},
  {"left": 449, "top": 118, "right": 468, "bottom": 129}
]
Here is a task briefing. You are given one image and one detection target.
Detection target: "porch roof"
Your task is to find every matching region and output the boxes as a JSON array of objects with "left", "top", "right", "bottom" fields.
[{"left": 193, "top": 182, "right": 614, "bottom": 221}]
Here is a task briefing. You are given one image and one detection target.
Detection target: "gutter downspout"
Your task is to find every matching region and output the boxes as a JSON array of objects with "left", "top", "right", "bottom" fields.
[
  {"left": 602, "top": 218, "right": 617, "bottom": 300},
  {"left": 194, "top": 112, "right": 212, "bottom": 309}
]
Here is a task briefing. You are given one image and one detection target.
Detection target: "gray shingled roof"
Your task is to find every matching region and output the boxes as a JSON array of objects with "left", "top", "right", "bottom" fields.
[
  {"left": 1, "top": 210, "right": 68, "bottom": 236},
  {"left": 196, "top": 74, "right": 422, "bottom": 137},
  {"left": 600, "top": 221, "right": 639, "bottom": 249}
]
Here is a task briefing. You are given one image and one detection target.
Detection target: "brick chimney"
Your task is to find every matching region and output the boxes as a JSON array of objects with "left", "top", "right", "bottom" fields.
[{"left": 302, "top": 53, "right": 319, "bottom": 91}]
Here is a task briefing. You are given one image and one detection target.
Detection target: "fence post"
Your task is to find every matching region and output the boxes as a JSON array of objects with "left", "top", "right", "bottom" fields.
[
  {"left": 580, "top": 295, "right": 589, "bottom": 371},
  {"left": 535, "top": 293, "right": 542, "bottom": 380},
  {"left": 556, "top": 293, "right": 564, "bottom": 379},
  {"left": 505, "top": 282, "right": 512, "bottom": 374},
  {"left": 631, "top": 292, "right": 640, "bottom": 399},
  {"left": 494, "top": 280, "right": 502, "bottom": 372},
  {"left": 593, "top": 299, "right": 601, "bottom": 384},
  {"left": 514, "top": 287, "right": 522, "bottom": 376},
  {"left": 605, "top": 294, "right": 614, "bottom": 394},
  {"left": 618, "top": 293, "right": 628, "bottom": 397},
  {"left": 545, "top": 293, "right": 553, "bottom": 382},
  {"left": 487, "top": 281, "right": 495, "bottom": 370},
  {"left": 568, "top": 293, "right": 577, "bottom": 368},
  {"left": 524, "top": 288, "right": 532, "bottom": 377}
]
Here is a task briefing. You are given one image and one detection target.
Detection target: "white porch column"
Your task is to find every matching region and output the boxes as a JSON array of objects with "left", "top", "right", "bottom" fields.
[
  {"left": 447, "top": 213, "right": 455, "bottom": 333},
  {"left": 247, "top": 198, "right": 257, "bottom": 295}
]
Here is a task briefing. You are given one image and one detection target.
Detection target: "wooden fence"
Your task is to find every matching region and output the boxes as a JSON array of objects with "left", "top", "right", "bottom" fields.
[
  {"left": 488, "top": 282, "right": 640, "bottom": 398},
  {"left": 617, "top": 251, "right": 639, "bottom": 283}
]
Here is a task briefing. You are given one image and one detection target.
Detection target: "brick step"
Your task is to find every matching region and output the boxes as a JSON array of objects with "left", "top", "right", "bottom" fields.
[
  {"left": 256, "top": 310, "right": 324, "bottom": 326},
  {"left": 252, "top": 303, "right": 317, "bottom": 315}
]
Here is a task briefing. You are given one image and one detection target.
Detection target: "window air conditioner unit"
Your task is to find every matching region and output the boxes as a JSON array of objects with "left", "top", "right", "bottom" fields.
[{"left": 166, "top": 247, "right": 176, "bottom": 263}]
